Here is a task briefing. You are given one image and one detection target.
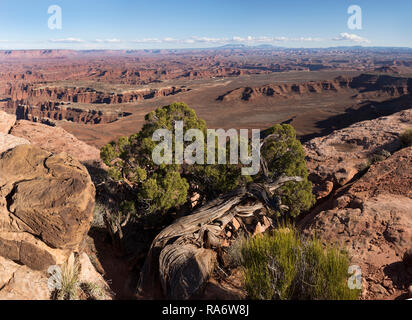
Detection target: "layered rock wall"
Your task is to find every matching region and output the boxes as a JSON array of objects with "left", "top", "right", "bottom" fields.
[{"left": 218, "top": 74, "right": 412, "bottom": 101}]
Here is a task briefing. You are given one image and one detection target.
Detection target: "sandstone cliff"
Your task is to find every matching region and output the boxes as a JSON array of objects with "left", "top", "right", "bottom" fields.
[
  {"left": 218, "top": 76, "right": 351, "bottom": 101},
  {"left": 217, "top": 74, "right": 412, "bottom": 102},
  {"left": 6, "top": 84, "right": 188, "bottom": 105},
  {"left": 4, "top": 101, "right": 124, "bottom": 125},
  {"left": 2, "top": 84, "right": 188, "bottom": 125}
]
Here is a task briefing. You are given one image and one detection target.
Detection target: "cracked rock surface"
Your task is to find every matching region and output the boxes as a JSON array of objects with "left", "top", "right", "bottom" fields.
[
  {"left": 304, "top": 109, "right": 412, "bottom": 200},
  {"left": 0, "top": 144, "right": 95, "bottom": 270},
  {"left": 10, "top": 120, "right": 101, "bottom": 163},
  {"left": 301, "top": 146, "right": 412, "bottom": 299}
]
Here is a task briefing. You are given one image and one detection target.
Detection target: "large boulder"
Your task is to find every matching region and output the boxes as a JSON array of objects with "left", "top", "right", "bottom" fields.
[
  {"left": 0, "top": 133, "right": 29, "bottom": 154},
  {"left": 304, "top": 109, "right": 412, "bottom": 199},
  {"left": 10, "top": 120, "right": 101, "bottom": 163},
  {"left": 301, "top": 146, "right": 412, "bottom": 299},
  {"left": 0, "top": 111, "right": 16, "bottom": 134},
  {"left": 0, "top": 144, "right": 95, "bottom": 270}
]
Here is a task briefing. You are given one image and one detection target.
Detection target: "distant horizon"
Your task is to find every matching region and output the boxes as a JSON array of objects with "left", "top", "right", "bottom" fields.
[{"left": 2, "top": 44, "right": 412, "bottom": 52}]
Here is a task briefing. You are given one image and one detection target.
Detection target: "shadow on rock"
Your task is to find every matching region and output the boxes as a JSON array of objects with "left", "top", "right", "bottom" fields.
[{"left": 383, "top": 261, "right": 412, "bottom": 292}]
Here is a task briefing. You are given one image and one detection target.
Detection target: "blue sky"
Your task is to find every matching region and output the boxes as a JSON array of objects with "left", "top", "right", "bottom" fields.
[{"left": 0, "top": 0, "right": 411, "bottom": 49}]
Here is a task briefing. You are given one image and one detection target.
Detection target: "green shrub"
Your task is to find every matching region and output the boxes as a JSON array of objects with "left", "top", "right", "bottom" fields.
[
  {"left": 241, "top": 227, "right": 360, "bottom": 300},
  {"left": 297, "top": 238, "right": 359, "bottom": 300},
  {"left": 242, "top": 227, "right": 301, "bottom": 299},
  {"left": 101, "top": 103, "right": 314, "bottom": 220},
  {"left": 400, "top": 128, "right": 412, "bottom": 147}
]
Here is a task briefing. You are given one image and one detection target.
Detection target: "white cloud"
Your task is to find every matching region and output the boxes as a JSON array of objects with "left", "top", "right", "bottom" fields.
[
  {"left": 49, "top": 37, "right": 85, "bottom": 43},
  {"left": 333, "top": 33, "right": 370, "bottom": 43},
  {"left": 128, "top": 35, "right": 323, "bottom": 45},
  {"left": 95, "top": 38, "right": 122, "bottom": 43},
  {"left": 163, "top": 37, "right": 179, "bottom": 43},
  {"left": 273, "top": 36, "right": 288, "bottom": 42},
  {"left": 229, "top": 36, "right": 323, "bottom": 43},
  {"left": 293, "top": 37, "right": 324, "bottom": 42},
  {"left": 45, "top": 34, "right": 345, "bottom": 48},
  {"left": 132, "top": 38, "right": 162, "bottom": 43},
  {"left": 191, "top": 36, "right": 227, "bottom": 43}
]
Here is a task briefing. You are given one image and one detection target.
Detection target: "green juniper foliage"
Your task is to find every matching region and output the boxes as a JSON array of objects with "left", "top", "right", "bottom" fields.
[
  {"left": 101, "top": 103, "right": 314, "bottom": 218},
  {"left": 101, "top": 103, "right": 196, "bottom": 215},
  {"left": 261, "top": 124, "right": 315, "bottom": 217}
]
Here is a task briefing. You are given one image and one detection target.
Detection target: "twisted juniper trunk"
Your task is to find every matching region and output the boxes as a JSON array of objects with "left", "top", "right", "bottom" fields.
[{"left": 136, "top": 176, "right": 302, "bottom": 299}]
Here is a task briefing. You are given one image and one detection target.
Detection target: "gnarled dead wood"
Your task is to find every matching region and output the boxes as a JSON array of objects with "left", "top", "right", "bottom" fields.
[{"left": 136, "top": 176, "right": 303, "bottom": 299}]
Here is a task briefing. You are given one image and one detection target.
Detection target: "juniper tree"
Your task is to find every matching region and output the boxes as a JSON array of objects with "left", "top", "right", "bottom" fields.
[{"left": 101, "top": 102, "right": 314, "bottom": 221}]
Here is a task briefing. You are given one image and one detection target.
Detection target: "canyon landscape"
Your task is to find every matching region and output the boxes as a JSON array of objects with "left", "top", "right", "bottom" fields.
[
  {"left": 2, "top": 47, "right": 412, "bottom": 147},
  {"left": 0, "top": 46, "right": 411, "bottom": 302}
]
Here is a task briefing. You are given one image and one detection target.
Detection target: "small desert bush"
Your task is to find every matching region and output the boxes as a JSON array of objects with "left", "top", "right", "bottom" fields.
[
  {"left": 241, "top": 227, "right": 359, "bottom": 300},
  {"left": 52, "top": 257, "right": 107, "bottom": 300},
  {"left": 296, "top": 238, "right": 359, "bottom": 300},
  {"left": 242, "top": 227, "right": 300, "bottom": 300},
  {"left": 400, "top": 128, "right": 412, "bottom": 148},
  {"left": 54, "top": 257, "right": 81, "bottom": 300},
  {"left": 80, "top": 282, "right": 105, "bottom": 300},
  {"left": 360, "top": 149, "right": 391, "bottom": 172},
  {"left": 358, "top": 161, "right": 371, "bottom": 173},
  {"left": 369, "top": 149, "right": 391, "bottom": 165}
]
